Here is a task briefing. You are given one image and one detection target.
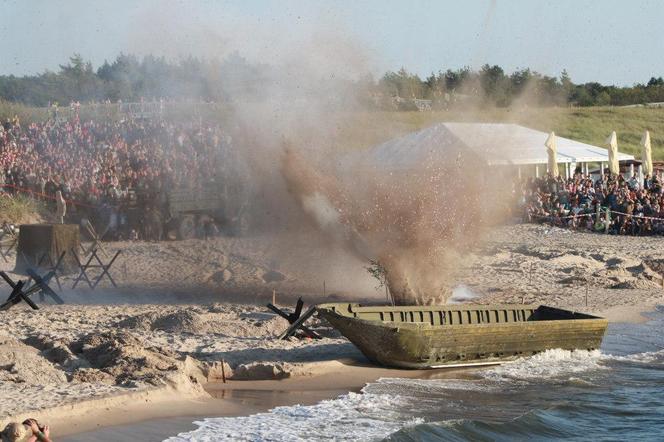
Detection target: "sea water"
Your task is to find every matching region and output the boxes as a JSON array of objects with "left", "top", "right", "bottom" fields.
[{"left": 166, "top": 306, "right": 664, "bottom": 441}]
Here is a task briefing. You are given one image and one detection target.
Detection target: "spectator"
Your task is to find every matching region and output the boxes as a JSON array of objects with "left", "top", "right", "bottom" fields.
[
  {"left": 517, "top": 170, "right": 664, "bottom": 236},
  {"left": 0, "top": 115, "right": 234, "bottom": 239}
]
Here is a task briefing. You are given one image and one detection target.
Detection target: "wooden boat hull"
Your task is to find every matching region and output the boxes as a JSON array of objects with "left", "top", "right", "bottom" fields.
[{"left": 317, "top": 303, "right": 608, "bottom": 369}]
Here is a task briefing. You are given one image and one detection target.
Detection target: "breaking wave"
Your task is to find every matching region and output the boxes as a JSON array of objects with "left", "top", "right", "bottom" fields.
[
  {"left": 482, "top": 348, "right": 605, "bottom": 382},
  {"left": 165, "top": 389, "right": 423, "bottom": 442}
]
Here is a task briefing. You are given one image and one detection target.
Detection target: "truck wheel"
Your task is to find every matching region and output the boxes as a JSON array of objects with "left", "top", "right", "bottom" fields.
[{"left": 177, "top": 215, "right": 196, "bottom": 240}]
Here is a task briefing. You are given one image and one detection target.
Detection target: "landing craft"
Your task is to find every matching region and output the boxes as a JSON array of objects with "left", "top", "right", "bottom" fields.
[{"left": 317, "top": 303, "right": 608, "bottom": 368}]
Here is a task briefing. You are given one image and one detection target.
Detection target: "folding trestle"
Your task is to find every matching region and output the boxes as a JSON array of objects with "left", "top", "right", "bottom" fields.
[
  {"left": 72, "top": 249, "right": 121, "bottom": 290},
  {"left": 81, "top": 220, "right": 109, "bottom": 257},
  {"left": 0, "top": 223, "right": 17, "bottom": 263}
]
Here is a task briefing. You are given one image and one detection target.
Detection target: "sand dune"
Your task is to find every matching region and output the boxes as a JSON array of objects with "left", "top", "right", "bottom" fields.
[{"left": 456, "top": 224, "right": 664, "bottom": 321}]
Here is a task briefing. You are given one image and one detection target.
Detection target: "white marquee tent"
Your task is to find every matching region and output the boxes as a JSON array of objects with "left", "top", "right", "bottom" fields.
[{"left": 348, "top": 122, "right": 635, "bottom": 178}]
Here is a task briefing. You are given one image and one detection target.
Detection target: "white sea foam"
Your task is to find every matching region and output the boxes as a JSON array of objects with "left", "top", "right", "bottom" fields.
[
  {"left": 165, "top": 390, "right": 422, "bottom": 442},
  {"left": 371, "top": 377, "right": 499, "bottom": 393},
  {"left": 604, "top": 349, "right": 664, "bottom": 364},
  {"left": 165, "top": 345, "right": 663, "bottom": 441},
  {"left": 481, "top": 349, "right": 605, "bottom": 382}
]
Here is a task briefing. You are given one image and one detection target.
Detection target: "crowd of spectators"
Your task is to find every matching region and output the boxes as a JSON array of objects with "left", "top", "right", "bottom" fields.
[
  {"left": 517, "top": 171, "right": 664, "bottom": 235},
  {"left": 0, "top": 114, "right": 234, "bottom": 239},
  {"left": 6, "top": 111, "right": 662, "bottom": 240}
]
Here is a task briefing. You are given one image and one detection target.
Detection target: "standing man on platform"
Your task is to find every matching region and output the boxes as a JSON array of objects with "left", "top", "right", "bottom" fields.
[{"left": 55, "top": 191, "right": 66, "bottom": 224}]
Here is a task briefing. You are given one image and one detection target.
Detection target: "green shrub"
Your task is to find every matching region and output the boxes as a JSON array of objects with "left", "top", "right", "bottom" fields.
[{"left": 0, "top": 194, "right": 44, "bottom": 224}]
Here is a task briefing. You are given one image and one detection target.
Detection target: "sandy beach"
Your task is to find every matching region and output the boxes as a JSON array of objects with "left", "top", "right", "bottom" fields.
[
  {"left": 457, "top": 223, "right": 664, "bottom": 322},
  {"left": 1, "top": 223, "right": 663, "bottom": 440}
]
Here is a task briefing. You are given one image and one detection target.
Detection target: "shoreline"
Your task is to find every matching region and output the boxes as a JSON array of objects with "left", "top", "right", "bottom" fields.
[
  {"left": 8, "top": 383, "right": 209, "bottom": 438},
  {"left": 48, "top": 303, "right": 658, "bottom": 441},
  {"left": 2, "top": 300, "right": 658, "bottom": 440},
  {"left": 51, "top": 359, "right": 479, "bottom": 440}
]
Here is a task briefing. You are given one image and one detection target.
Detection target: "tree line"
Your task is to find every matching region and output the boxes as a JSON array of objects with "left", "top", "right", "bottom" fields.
[
  {"left": 2, "top": 53, "right": 664, "bottom": 109},
  {"left": 0, "top": 53, "right": 267, "bottom": 106},
  {"left": 370, "top": 66, "right": 664, "bottom": 110}
]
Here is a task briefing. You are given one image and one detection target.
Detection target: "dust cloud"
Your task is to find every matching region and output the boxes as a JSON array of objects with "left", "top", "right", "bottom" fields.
[
  {"left": 127, "top": 3, "right": 513, "bottom": 304},
  {"left": 281, "top": 140, "right": 508, "bottom": 305}
]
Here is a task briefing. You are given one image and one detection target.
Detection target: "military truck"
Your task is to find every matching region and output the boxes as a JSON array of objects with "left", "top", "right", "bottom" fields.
[
  {"left": 166, "top": 185, "right": 250, "bottom": 239},
  {"left": 164, "top": 140, "right": 254, "bottom": 240}
]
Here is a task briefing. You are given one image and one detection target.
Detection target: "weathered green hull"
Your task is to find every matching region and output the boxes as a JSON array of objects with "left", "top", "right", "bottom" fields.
[{"left": 317, "top": 303, "right": 608, "bottom": 369}]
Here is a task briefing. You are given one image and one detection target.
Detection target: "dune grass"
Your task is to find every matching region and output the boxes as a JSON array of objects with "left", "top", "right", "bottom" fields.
[
  {"left": 517, "top": 107, "right": 664, "bottom": 160},
  {"left": 0, "top": 194, "right": 45, "bottom": 224},
  {"left": 0, "top": 100, "right": 50, "bottom": 124}
]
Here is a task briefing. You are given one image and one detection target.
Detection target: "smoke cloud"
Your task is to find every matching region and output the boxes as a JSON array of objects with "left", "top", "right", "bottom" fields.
[
  {"left": 123, "top": 3, "right": 512, "bottom": 304},
  {"left": 281, "top": 135, "right": 508, "bottom": 305}
]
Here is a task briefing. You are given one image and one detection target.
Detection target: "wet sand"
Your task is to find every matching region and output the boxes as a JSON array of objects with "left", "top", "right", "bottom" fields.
[
  {"left": 60, "top": 362, "right": 480, "bottom": 441},
  {"left": 60, "top": 388, "right": 349, "bottom": 442}
]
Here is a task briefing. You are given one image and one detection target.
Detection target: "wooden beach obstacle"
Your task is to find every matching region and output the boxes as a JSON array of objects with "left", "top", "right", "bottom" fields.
[
  {"left": 0, "top": 223, "right": 18, "bottom": 262},
  {"left": 0, "top": 251, "right": 66, "bottom": 311},
  {"left": 0, "top": 280, "right": 32, "bottom": 310},
  {"left": 71, "top": 248, "right": 121, "bottom": 290},
  {"left": 267, "top": 297, "right": 321, "bottom": 340}
]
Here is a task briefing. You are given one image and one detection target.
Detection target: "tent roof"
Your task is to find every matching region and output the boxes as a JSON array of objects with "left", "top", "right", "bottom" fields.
[{"left": 355, "top": 122, "right": 634, "bottom": 169}]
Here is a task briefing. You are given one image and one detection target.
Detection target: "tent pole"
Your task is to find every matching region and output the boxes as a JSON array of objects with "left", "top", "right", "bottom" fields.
[{"left": 535, "top": 165, "right": 539, "bottom": 178}]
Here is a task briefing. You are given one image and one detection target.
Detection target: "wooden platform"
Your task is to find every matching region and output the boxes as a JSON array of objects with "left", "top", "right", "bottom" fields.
[{"left": 15, "top": 224, "right": 80, "bottom": 275}]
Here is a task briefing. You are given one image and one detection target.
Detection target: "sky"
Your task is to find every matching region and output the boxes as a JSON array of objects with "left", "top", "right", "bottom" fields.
[{"left": 2, "top": 0, "right": 664, "bottom": 86}]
